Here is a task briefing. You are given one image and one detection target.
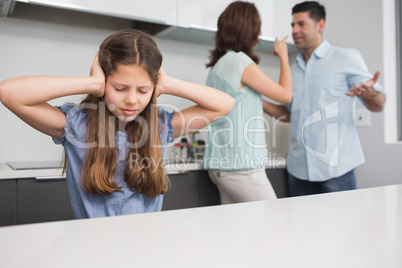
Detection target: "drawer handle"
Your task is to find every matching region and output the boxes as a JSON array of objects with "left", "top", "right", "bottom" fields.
[{"left": 35, "top": 176, "right": 66, "bottom": 181}]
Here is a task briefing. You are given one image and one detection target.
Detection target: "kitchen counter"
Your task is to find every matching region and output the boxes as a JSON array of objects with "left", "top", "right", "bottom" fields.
[
  {"left": 0, "top": 158, "right": 286, "bottom": 180},
  {"left": 0, "top": 184, "right": 401, "bottom": 267}
]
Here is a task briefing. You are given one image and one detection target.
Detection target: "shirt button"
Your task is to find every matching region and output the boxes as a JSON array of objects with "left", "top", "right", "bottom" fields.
[{"left": 217, "top": 172, "right": 220, "bottom": 177}]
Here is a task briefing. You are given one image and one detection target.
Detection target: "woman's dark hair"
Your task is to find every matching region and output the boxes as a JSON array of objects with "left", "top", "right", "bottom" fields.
[
  {"left": 206, "top": 1, "right": 261, "bottom": 68},
  {"left": 292, "top": 1, "right": 326, "bottom": 22}
]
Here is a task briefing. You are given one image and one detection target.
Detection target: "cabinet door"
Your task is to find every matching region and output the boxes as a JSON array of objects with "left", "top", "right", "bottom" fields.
[
  {"left": 271, "top": 0, "right": 300, "bottom": 38},
  {"left": 177, "top": 0, "right": 274, "bottom": 37},
  {"left": 177, "top": 0, "right": 231, "bottom": 30},
  {"left": 0, "top": 180, "right": 17, "bottom": 226},
  {"left": 198, "top": 171, "right": 220, "bottom": 207},
  {"left": 266, "top": 168, "right": 288, "bottom": 198},
  {"left": 254, "top": 0, "right": 274, "bottom": 39},
  {"left": 19, "top": 0, "right": 177, "bottom": 25},
  {"left": 162, "top": 172, "right": 200, "bottom": 211},
  {"left": 17, "top": 178, "right": 75, "bottom": 224}
]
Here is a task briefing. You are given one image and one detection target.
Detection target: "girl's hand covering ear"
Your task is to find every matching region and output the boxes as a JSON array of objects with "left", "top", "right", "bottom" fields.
[
  {"left": 90, "top": 52, "right": 106, "bottom": 97},
  {"left": 155, "top": 67, "right": 167, "bottom": 97}
]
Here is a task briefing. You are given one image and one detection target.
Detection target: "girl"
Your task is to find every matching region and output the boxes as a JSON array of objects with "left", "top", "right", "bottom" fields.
[
  {"left": 0, "top": 29, "right": 235, "bottom": 218},
  {"left": 203, "top": 1, "right": 292, "bottom": 204}
]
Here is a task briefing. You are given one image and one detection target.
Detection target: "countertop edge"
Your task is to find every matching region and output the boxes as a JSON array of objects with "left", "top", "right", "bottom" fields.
[{"left": 0, "top": 161, "right": 286, "bottom": 180}]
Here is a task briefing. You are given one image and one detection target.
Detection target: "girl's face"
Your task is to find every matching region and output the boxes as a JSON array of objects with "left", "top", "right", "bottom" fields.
[{"left": 104, "top": 64, "right": 154, "bottom": 122}]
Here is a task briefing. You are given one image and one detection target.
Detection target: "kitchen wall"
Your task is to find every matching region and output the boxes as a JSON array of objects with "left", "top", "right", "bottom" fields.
[{"left": 0, "top": 0, "right": 401, "bottom": 189}]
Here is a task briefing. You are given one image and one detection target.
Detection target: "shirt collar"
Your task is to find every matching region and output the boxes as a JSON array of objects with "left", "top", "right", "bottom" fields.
[
  {"left": 296, "top": 40, "right": 331, "bottom": 67},
  {"left": 313, "top": 40, "right": 331, "bottom": 59}
]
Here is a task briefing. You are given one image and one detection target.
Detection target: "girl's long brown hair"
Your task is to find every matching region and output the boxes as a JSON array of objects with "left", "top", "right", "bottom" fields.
[
  {"left": 206, "top": 1, "right": 261, "bottom": 68},
  {"left": 79, "top": 29, "right": 168, "bottom": 198}
]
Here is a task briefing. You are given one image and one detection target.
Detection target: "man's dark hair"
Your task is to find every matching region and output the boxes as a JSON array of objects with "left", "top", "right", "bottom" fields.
[{"left": 292, "top": 1, "right": 326, "bottom": 22}]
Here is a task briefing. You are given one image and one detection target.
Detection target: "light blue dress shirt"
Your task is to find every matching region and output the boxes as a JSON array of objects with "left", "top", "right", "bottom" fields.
[
  {"left": 203, "top": 51, "right": 269, "bottom": 170},
  {"left": 53, "top": 103, "right": 174, "bottom": 219},
  {"left": 286, "top": 40, "right": 384, "bottom": 181}
]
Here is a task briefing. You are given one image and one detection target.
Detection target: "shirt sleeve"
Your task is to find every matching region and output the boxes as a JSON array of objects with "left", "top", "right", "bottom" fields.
[
  {"left": 346, "top": 49, "right": 384, "bottom": 90},
  {"left": 52, "top": 103, "right": 87, "bottom": 147},
  {"left": 344, "top": 49, "right": 384, "bottom": 105}
]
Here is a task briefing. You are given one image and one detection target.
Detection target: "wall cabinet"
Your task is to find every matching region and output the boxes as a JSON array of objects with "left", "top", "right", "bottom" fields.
[
  {"left": 163, "top": 0, "right": 297, "bottom": 53},
  {"left": 177, "top": 0, "right": 230, "bottom": 30},
  {"left": 177, "top": 0, "right": 274, "bottom": 38},
  {"left": 11, "top": 0, "right": 177, "bottom": 25},
  {"left": 4, "top": 0, "right": 297, "bottom": 54}
]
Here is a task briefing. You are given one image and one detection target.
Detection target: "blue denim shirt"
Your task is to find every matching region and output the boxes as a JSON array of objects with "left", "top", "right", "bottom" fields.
[
  {"left": 286, "top": 40, "right": 384, "bottom": 181},
  {"left": 53, "top": 103, "right": 174, "bottom": 219}
]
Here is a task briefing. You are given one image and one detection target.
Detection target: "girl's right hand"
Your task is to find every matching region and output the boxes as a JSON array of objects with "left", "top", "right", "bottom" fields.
[
  {"left": 155, "top": 67, "right": 168, "bottom": 97},
  {"left": 272, "top": 36, "right": 289, "bottom": 59},
  {"left": 90, "top": 52, "right": 106, "bottom": 97}
]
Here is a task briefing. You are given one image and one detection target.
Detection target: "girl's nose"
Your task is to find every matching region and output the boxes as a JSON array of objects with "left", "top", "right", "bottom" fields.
[{"left": 125, "top": 92, "right": 137, "bottom": 104}]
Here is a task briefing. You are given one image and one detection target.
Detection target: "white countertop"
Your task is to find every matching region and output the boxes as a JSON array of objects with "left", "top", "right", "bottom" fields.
[
  {"left": 0, "top": 159, "right": 286, "bottom": 179},
  {"left": 0, "top": 184, "right": 401, "bottom": 268}
]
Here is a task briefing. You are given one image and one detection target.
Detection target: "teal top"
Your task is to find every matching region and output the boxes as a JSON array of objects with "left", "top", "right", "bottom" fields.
[{"left": 203, "top": 51, "right": 269, "bottom": 171}]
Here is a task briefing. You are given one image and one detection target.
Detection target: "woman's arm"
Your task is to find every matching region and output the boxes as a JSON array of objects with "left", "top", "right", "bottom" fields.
[
  {"left": 156, "top": 69, "right": 235, "bottom": 139},
  {"left": 262, "top": 100, "right": 290, "bottom": 123},
  {"left": 241, "top": 37, "right": 292, "bottom": 104},
  {"left": 0, "top": 54, "right": 104, "bottom": 139}
]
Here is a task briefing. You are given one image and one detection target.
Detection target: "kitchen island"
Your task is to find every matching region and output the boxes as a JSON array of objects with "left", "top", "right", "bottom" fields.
[{"left": 0, "top": 184, "right": 401, "bottom": 267}]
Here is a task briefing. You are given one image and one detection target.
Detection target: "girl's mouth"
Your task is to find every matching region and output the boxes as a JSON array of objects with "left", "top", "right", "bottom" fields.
[{"left": 121, "top": 109, "right": 137, "bottom": 116}]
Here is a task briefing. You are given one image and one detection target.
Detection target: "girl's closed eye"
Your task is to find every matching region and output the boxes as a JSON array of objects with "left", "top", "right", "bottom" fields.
[
  {"left": 138, "top": 87, "right": 153, "bottom": 94},
  {"left": 115, "top": 87, "right": 126, "bottom": 92}
]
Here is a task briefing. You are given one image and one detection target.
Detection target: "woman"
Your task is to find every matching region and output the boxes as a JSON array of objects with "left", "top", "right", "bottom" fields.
[{"left": 203, "top": 1, "right": 292, "bottom": 204}]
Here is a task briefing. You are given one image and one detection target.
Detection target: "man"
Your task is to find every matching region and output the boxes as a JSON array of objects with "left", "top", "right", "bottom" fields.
[{"left": 263, "top": 1, "right": 386, "bottom": 196}]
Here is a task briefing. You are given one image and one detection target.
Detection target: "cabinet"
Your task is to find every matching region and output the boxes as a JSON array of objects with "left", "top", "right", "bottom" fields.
[
  {"left": 177, "top": 0, "right": 273, "bottom": 39},
  {"left": 11, "top": 0, "right": 177, "bottom": 25},
  {"left": 161, "top": 0, "right": 297, "bottom": 54},
  {"left": 162, "top": 168, "right": 288, "bottom": 211},
  {"left": 271, "top": 0, "right": 300, "bottom": 38},
  {"left": 0, "top": 177, "right": 75, "bottom": 227},
  {"left": 0, "top": 180, "right": 17, "bottom": 226},
  {"left": 4, "top": 0, "right": 297, "bottom": 53},
  {"left": 162, "top": 170, "right": 220, "bottom": 211},
  {"left": 17, "top": 178, "right": 75, "bottom": 224},
  {"left": 177, "top": 0, "right": 230, "bottom": 30},
  {"left": 266, "top": 168, "right": 288, "bottom": 198}
]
